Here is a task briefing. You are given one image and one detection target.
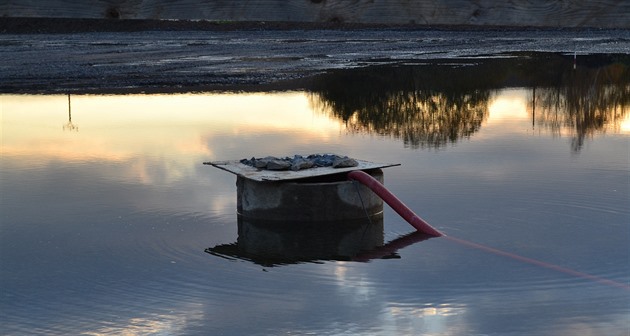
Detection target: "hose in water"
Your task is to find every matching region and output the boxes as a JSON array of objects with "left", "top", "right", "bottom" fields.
[{"left": 347, "top": 170, "right": 443, "bottom": 237}]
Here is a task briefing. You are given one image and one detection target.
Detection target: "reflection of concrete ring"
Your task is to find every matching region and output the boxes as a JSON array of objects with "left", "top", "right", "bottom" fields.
[
  {"left": 235, "top": 215, "right": 384, "bottom": 264},
  {"left": 206, "top": 215, "right": 384, "bottom": 266},
  {"left": 206, "top": 215, "right": 439, "bottom": 266}
]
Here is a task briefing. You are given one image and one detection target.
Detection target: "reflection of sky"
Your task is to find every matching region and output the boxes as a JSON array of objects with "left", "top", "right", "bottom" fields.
[
  {"left": 486, "top": 88, "right": 630, "bottom": 136},
  {"left": 1, "top": 92, "right": 629, "bottom": 335},
  {"left": 487, "top": 89, "right": 530, "bottom": 125},
  {"left": 1, "top": 93, "right": 345, "bottom": 213},
  {"left": 2, "top": 93, "right": 343, "bottom": 167}
]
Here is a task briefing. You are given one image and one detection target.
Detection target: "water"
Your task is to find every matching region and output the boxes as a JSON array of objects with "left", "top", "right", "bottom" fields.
[{"left": 1, "top": 54, "right": 629, "bottom": 335}]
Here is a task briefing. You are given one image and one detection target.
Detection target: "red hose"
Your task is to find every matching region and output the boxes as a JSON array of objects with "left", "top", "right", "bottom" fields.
[{"left": 348, "top": 170, "right": 444, "bottom": 237}]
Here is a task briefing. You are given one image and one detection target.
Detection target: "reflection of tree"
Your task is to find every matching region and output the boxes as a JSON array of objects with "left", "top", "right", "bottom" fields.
[
  {"left": 531, "top": 57, "right": 629, "bottom": 151},
  {"left": 309, "top": 53, "right": 629, "bottom": 151},
  {"left": 344, "top": 90, "right": 488, "bottom": 149},
  {"left": 309, "top": 65, "right": 491, "bottom": 149}
]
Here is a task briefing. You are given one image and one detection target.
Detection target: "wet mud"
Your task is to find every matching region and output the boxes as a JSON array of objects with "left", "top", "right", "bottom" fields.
[{"left": 1, "top": 18, "right": 629, "bottom": 93}]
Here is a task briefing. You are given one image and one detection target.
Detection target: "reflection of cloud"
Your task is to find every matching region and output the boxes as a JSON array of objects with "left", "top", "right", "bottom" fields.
[
  {"left": 331, "top": 261, "right": 471, "bottom": 335},
  {"left": 548, "top": 314, "right": 630, "bottom": 336},
  {"left": 129, "top": 156, "right": 190, "bottom": 186},
  {"left": 333, "top": 262, "right": 375, "bottom": 304},
  {"left": 476, "top": 89, "right": 531, "bottom": 142},
  {"left": 620, "top": 114, "right": 630, "bottom": 133},
  {"left": 1, "top": 93, "right": 343, "bottom": 186},
  {"left": 1, "top": 92, "right": 347, "bottom": 217},
  {"left": 386, "top": 303, "right": 468, "bottom": 335},
  {"left": 388, "top": 304, "right": 465, "bottom": 318},
  {"left": 487, "top": 89, "right": 529, "bottom": 124},
  {"left": 82, "top": 308, "right": 203, "bottom": 336}
]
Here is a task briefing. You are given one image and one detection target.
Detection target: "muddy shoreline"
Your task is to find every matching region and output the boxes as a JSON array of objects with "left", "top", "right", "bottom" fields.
[
  {"left": 1, "top": 17, "right": 604, "bottom": 34},
  {"left": 0, "top": 17, "right": 413, "bottom": 34},
  {"left": 2, "top": 18, "right": 629, "bottom": 94}
]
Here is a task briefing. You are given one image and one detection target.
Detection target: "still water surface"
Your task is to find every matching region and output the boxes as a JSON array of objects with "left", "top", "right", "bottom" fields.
[{"left": 1, "top": 55, "right": 629, "bottom": 335}]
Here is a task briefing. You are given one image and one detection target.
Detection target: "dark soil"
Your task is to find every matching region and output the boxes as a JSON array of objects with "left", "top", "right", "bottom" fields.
[
  {"left": 0, "top": 17, "right": 590, "bottom": 34},
  {"left": 0, "top": 17, "right": 430, "bottom": 34}
]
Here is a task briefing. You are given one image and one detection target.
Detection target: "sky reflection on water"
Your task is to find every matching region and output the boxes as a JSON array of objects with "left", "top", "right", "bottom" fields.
[{"left": 1, "top": 57, "right": 629, "bottom": 335}]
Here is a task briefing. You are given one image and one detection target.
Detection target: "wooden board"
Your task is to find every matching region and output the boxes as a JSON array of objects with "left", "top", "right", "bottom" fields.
[{"left": 205, "top": 159, "right": 399, "bottom": 182}]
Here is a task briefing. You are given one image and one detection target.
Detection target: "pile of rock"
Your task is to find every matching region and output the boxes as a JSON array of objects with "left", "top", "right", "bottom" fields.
[{"left": 240, "top": 154, "right": 358, "bottom": 171}]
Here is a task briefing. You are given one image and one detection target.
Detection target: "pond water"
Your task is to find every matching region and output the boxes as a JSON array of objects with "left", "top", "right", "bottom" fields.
[{"left": 1, "top": 53, "right": 629, "bottom": 335}]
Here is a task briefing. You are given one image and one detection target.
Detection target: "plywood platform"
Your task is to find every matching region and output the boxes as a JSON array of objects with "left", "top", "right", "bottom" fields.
[{"left": 204, "top": 159, "right": 399, "bottom": 182}]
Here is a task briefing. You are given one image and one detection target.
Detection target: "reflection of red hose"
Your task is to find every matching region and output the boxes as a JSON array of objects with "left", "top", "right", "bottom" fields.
[
  {"left": 348, "top": 170, "right": 444, "bottom": 237},
  {"left": 353, "top": 231, "right": 432, "bottom": 262},
  {"left": 444, "top": 236, "right": 630, "bottom": 290},
  {"left": 349, "top": 171, "right": 630, "bottom": 290}
]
